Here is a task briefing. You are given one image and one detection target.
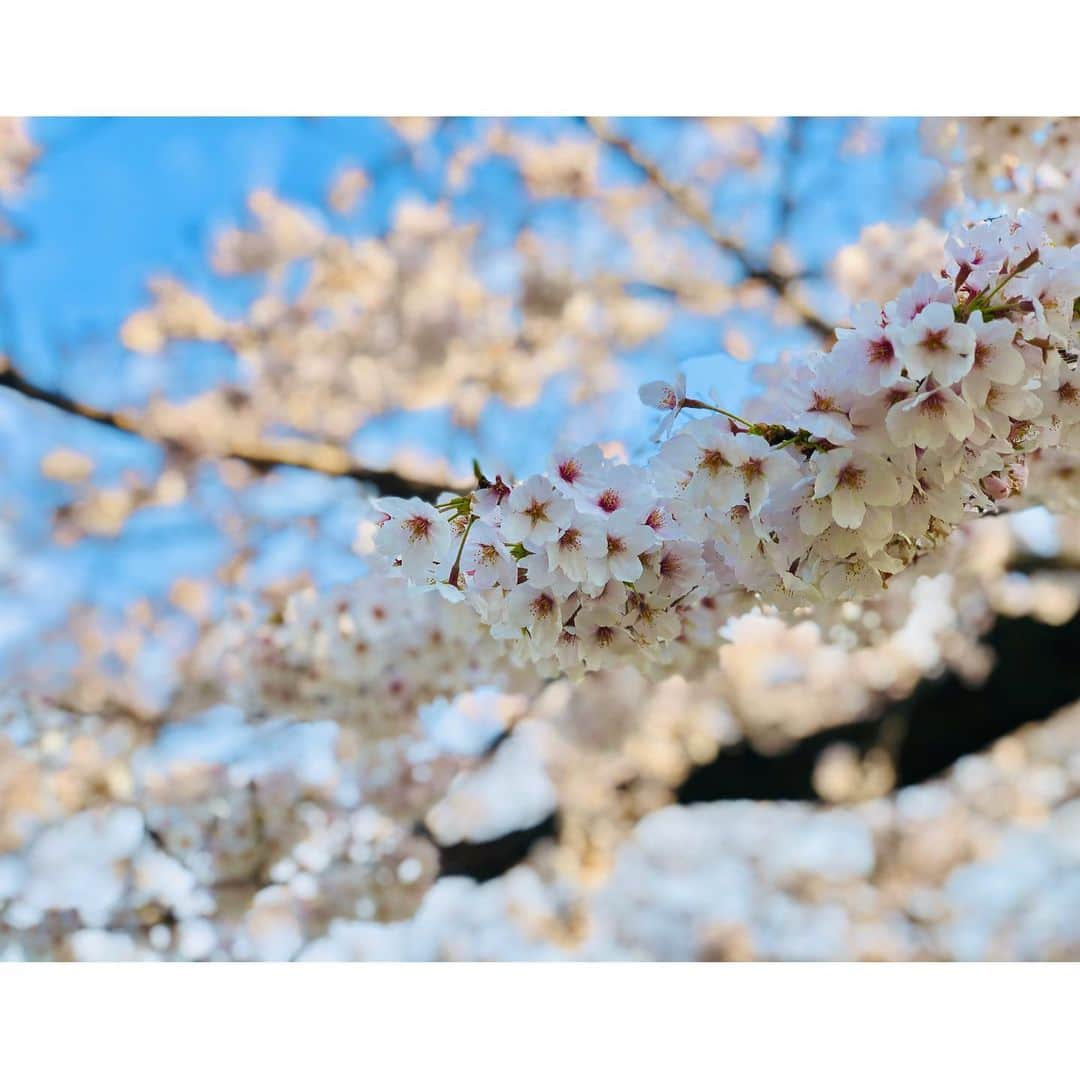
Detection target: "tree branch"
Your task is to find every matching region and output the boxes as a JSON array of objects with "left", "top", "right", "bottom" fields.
[
  {"left": 434, "top": 603, "right": 1080, "bottom": 881},
  {"left": 585, "top": 117, "right": 835, "bottom": 341},
  {"left": 0, "top": 356, "right": 461, "bottom": 500}
]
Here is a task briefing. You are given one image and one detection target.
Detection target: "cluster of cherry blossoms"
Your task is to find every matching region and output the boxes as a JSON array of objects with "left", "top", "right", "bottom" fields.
[
  {"left": 183, "top": 576, "right": 525, "bottom": 737},
  {"left": 373, "top": 213, "right": 1080, "bottom": 678}
]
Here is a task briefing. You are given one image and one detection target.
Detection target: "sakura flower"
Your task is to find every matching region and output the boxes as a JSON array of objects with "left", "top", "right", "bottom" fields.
[
  {"left": 553, "top": 626, "right": 584, "bottom": 672},
  {"left": 979, "top": 383, "right": 1042, "bottom": 440},
  {"left": 886, "top": 272, "right": 955, "bottom": 324},
  {"left": 471, "top": 475, "right": 512, "bottom": 523},
  {"left": 459, "top": 523, "right": 518, "bottom": 591},
  {"left": 518, "top": 552, "right": 578, "bottom": 599},
  {"left": 1034, "top": 371, "right": 1080, "bottom": 445},
  {"left": 574, "top": 608, "right": 631, "bottom": 671},
  {"left": 550, "top": 444, "right": 604, "bottom": 500},
  {"left": 784, "top": 358, "right": 859, "bottom": 444},
  {"left": 897, "top": 302, "right": 976, "bottom": 385},
  {"left": 831, "top": 302, "right": 905, "bottom": 393},
  {"left": 1006, "top": 209, "right": 1045, "bottom": 260},
  {"left": 891, "top": 461, "right": 965, "bottom": 539},
  {"left": 682, "top": 423, "right": 795, "bottom": 510},
  {"left": 650, "top": 431, "right": 700, "bottom": 492},
  {"left": 960, "top": 311, "right": 1026, "bottom": 408},
  {"left": 500, "top": 476, "right": 573, "bottom": 547},
  {"left": 580, "top": 463, "right": 651, "bottom": 516},
  {"left": 498, "top": 583, "right": 564, "bottom": 651},
  {"left": 624, "top": 591, "right": 681, "bottom": 644},
  {"left": 885, "top": 385, "right": 974, "bottom": 448},
  {"left": 639, "top": 540, "right": 708, "bottom": 599},
  {"left": 1020, "top": 257, "right": 1080, "bottom": 338},
  {"left": 544, "top": 517, "right": 606, "bottom": 582},
  {"left": 586, "top": 509, "right": 658, "bottom": 587},
  {"left": 818, "top": 557, "right": 887, "bottom": 601},
  {"left": 638, "top": 372, "right": 688, "bottom": 441},
  {"left": 945, "top": 222, "right": 1006, "bottom": 291},
  {"left": 373, "top": 497, "right": 452, "bottom": 580},
  {"left": 811, "top": 446, "right": 905, "bottom": 529},
  {"left": 727, "top": 439, "right": 802, "bottom": 513},
  {"left": 637, "top": 500, "right": 683, "bottom": 541}
]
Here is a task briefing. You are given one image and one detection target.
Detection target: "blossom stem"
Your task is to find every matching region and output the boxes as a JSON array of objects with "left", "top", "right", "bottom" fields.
[
  {"left": 967, "top": 248, "right": 1041, "bottom": 314},
  {"left": 446, "top": 514, "right": 477, "bottom": 588},
  {"left": 681, "top": 398, "right": 753, "bottom": 428}
]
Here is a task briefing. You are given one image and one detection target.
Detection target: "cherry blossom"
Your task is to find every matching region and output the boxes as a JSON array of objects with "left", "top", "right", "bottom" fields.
[
  {"left": 897, "top": 302, "right": 976, "bottom": 385},
  {"left": 500, "top": 476, "right": 574, "bottom": 547},
  {"left": 373, "top": 497, "right": 452, "bottom": 579},
  {"left": 376, "top": 212, "right": 1080, "bottom": 678}
]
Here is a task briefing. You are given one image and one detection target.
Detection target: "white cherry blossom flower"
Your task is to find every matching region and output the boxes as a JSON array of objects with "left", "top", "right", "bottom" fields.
[
  {"left": 961, "top": 311, "right": 1026, "bottom": 407},
  {"left": 886, "top": 385, "right": 974, "bottom": 448},
  {"left": 811, "top": 447, "right": 905, "bottom": 529},
  {"left": 574, "top": 608, "right": 631, "bottom": 671},
  {"left": 373, "top": 497, "right": 452, "bottom": 579},
  {"left": 460, "top": 523, "right": 518, "bottom": 591},
  {"left": 580, "top": 463, "right": 651, "bottom": 516},
  {"left": 638, "top": 372, "right": 687, "bottom": 441},
  {"left": 500, "top": 476, "right": 573, "bottom": 547},
  {"left": 831, "top": 302, "right": 906, "bottom": 393},
  {"left": 783, "top": 358, "right": 859, "bottom": 444},
  {"left": 544, "top": 517, "right": 606, "bottom": 582},
  {"left": 886, "top": 272, "right": 954, "bottom": 324},
  {"left": 498, "top": 584, "right": 563, "bottom": 650},
  {"left": 550, "top": 444, "right": 604, "bottom": 499},
  {"left": 979, "top": 383, "right": 1043, "bottom": 440},
  {"left": 945, "top": 222, "right": 1006, "bottom": 291},
  {"left": 586, "top": 509, "right": 658, "bottom": 587},
  {"left": 897, "top": 302, "right": 976, "bottom": 385}
]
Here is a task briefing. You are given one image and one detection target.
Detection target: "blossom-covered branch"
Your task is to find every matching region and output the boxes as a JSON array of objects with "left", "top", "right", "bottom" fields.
[{"left": 375, "top": 213, "right": 1080, "bottom": 678}]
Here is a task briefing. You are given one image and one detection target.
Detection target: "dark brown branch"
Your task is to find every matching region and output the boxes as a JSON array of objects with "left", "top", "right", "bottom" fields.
[
  {"left": 585, "top": 117, "right": 835, "bottom": 342},
  {"left": 0, "top": 357, "right": 461, "bottom": 501},
  {"left": 435, "top": 605, "right": 1080, "bottom": 880}
]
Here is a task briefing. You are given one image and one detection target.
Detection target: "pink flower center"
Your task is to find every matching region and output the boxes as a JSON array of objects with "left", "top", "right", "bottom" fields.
[
  {"left": 659, "top": 551, "right": 682, "bottom": 579},
  {"left": 558, "top": 528, "right": 582, "bottom": 551},
  {"left": 405, "top": 514, "right": 434, "bottom": 542},
  {"left": 477, "top": 544, "right": 500, "bottom": 566},
  {"left": 920, "top": 329, "right": 949, "bottom": 353},
  {"left": 867, "top": 338, "right": 894, "bottom": 365},
  {"left": 918, "top": 391, "right": 947, "bottom": 417},
  {"left": 837, "top": 463, "right": 865, "bottom": 490},
  {"left": 558, "top": 459, "right": 581, "bottom": 484},
  {"left": 530, "top": 593, "right": 556, "bottom": 620},
  {"left": 596, "top": 488, "right": 622, "bottom": 512},
  {"left": 699, "top": 449, "right": 730, "bottom": 474},
  {"left": 738, "top": 458, "right": 765, "bottom": 484},
  {"left": 524, "top": 499, "right": 550, "bottom": 525}
]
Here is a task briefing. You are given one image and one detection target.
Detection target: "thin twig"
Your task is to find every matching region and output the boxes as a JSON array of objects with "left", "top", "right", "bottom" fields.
[{"left": 585, "top": 117, "right": 834, "bottom": 341}]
